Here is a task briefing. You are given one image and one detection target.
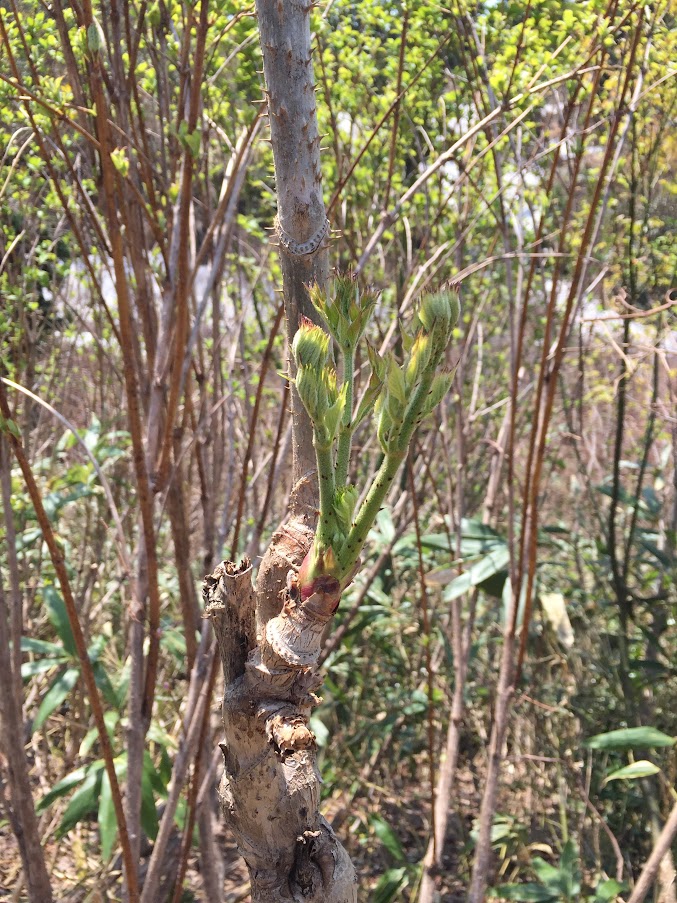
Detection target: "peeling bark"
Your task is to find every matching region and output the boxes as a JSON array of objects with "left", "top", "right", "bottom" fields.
[{"left": 205, "top": 554, "right": 357, "bottom": 902}]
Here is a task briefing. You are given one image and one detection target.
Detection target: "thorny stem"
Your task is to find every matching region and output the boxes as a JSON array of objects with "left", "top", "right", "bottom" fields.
[
  {"left": 315, "top": 440, "right": 337, "bottom": 549},
  {"left": 335, "top": 345, "right": 354, "bottom": 489},
  {"left": 399, "top": 368, "right": 435, "bottom": 448},
  {"left": 339, "top": 450, "right": 404, "bottom": 576}
]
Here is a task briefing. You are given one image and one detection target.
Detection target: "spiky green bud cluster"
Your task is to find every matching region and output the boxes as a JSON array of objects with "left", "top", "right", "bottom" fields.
[
  {"left": 293, "top": 320, "right": 348, "bottom": 450},
  {"left": 418, "top": 287, "right": 461, "bottom": 345},
  {"left": 292, "top": 317, "right": 330, "bottom": 369},
  {"left": 309, "top": 275, "right": 378, "bottom": 351},
  {"left": 375, "top": 286, "right": 460, "bottom": 455},
  {"left": 291, "top": 279, "right": 461, "bottom": 599}
]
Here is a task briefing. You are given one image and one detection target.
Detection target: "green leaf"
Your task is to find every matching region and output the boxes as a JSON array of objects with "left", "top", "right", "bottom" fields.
[
  {"left": 375, "top": 507, "right": 395, "bottom": 544},
  {"left": 585, "top": 727, "right": 676, "bottom": 750},
  {"left": 531, "top": 857, "right": 560, "bottom": 885},
  {"left": 57, "top": 764, "right": 102, "bottom": 837},
  {"left": 593, "top": 878, "right": 625, "bottom": 901},
  {"left": 443, "top": 546, "right": 510, "bottom": 602},
  {"left": 92, "top": 660, "right": 118, "bottom": 707},
  {"left": 38, "top": 762, "right": 93, "bottom": 811},
  {"left": 604, "top": 760, "right": 660, "bottom": 784},
  {"left": 98, "top": 769, "right": 117, "bottom": 861},
  {"left": 557, "top": 839, "right": 581, "bottom": 897},
  {"left": 309, "top": 714, "right": 329, "bottom": 748},
  {"left": 21, "top": 637, "right": 64, "bottom": 656},
  {"left": 79, "top": 709, "right": 119, "bottom": 758},
  {"left": 32, "top": 666, "right": 80, "bottom": 734},
  {"left": 5, "top": 418, "right": 21, "bottom": 440},
  {"left": 372, "top": 867, "right": 408, "bottom": 903},
  {"left": 488, "top": 884, "right": 557, "bottom": 901},
  {"left": 22, "top": 656, "right": 68, "bottom": 679},
  {"left": 185, "top": 128, "right": 201, "bottom": 157},
  {"left": 371, "top": 814, "right": 405, "bottom": 863},
  {"left": 42, "top": 585, "right": 77, "bottom": 657},
  {"left": 386, "top": 356, "right": 406, "bottom": 404},
  {"left": 141, "top": 751, "right": 159, "bottom": 840},
  {"left": 15, "top": 528, "right": 42, "bottom": 552},
  {"left": 110, "top": 147, "right": 129, "bottom": 177}
]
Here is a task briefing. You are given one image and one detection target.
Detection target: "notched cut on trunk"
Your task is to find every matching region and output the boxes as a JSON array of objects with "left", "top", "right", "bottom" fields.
[
  {"left": 205, "top": 526, "right": 356, "bottom": 902},
  {"left": 203, "top": 558, "right": 256, "bottom": 686},
  {"left": 255, "top": 517, "right": 316, "bottom": 631}
]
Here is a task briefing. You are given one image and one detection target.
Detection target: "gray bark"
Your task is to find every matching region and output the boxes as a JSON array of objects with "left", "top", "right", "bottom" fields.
[
  {"left": 207, "top": 560, "right": 357, "bottom": 902},
  {"left": 257, "top": 0, "right": 330, "bottom": 521},
  {"left": 206, "top": 1, "right": 357, "bottom": 899}
]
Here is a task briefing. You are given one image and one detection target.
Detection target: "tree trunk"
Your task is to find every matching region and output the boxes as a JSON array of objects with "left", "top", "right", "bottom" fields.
[{"left": 206, "top": 1, "right": 357, "bottom": 899}]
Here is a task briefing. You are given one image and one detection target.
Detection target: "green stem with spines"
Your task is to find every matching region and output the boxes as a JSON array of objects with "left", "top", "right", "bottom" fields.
[
  {"left": 337, "top": 448, "right": 405, "bottom": 579},
  {"left": 336, "top": 350, "right": 442, "bottom": 580},
  {"left": 335, "top": 344, "right": 354, "bottom": 488},
  {"left": 395, "top": 366, "right": 436, "bottom": 451},
  {"left": 314, "top": 439, "right": 337, "bottom": 549}
]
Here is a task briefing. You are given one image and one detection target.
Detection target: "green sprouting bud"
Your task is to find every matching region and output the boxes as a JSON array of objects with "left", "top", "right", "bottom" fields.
[
  {"left": 324, "top": 381, "right": 348, "bottom": 441},
  {"left": 333, "top": 273, "right": 360, "bottom": 318},
  {"left": 308, "top": 283, "right": 341, "bottom": 335},
  {"left": 405, "top": 332, "right": 432, "bottom": 389},
  {"left": 366, "top": 341, "right": 386, "bottom": 383},
  {"left": 321, "top": 366, "right": 339, "bottom": 406},
  {"left": 376, "top": 395, "right": 394, "bottom": 453},
  {"left": 295, "top": 364, "right": 320, "bottom": 419},
  {"left": 292, "top": 316, "right": 330, "bottom": 369},
  {"left": 424, "top": 369, "right": 455, "bottom": 415},
  {"left": 87, "top": 18, "right": 105, "bottom": 54},
  {"left": 353, "top": 343, "right": 386, "bottom": 428},
  {"left": 418, "top": 286, "right": 461, "bottom": 339},
  {"left": 334, "top": 484, "right": 358, "bottom": 534},
  {"left": 310, "top": 276, "right": 378, "bottom": 351},
  {"left": 386, "top": 355, "right": 407, "bottom": 405}
]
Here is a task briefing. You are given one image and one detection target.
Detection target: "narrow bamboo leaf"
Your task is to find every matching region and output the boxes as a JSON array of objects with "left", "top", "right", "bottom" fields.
[
  {"left": 92, "top": 660, "right": 118, "bottom": 707},
  {"left": 21, "top": 657, "right": 68, "bottom": 679},
  {"left": 79, "top": 709, "right": 119, "bottom": 758},
  {"left": 459, "top": 517, "right": 503, "bottom": 539},
  {"left": 443, "top": 546, "right": 510, "bottom": 602},
  {"left": 585, "top": 727, "right": 676, "bottom": 750},
  {"left": 488, "top": 885, "right": 557, "bottom": 901},
  {"left": 21, "top": 637, "right": 65, "bottom": 656},
  {"left": 42, "top": 585, "right": 77, "bottom": 657},
  {"left": 371, "top": 815, "right": 405, "bottom": 863},
  {"left": 32, "top": 666, "right": 80, "bottom": 734},
  {"left": 56, "top": 765, "right": 103, "bottom": 837},
  {"left": 98, "top": 769, "right": 117, "bottom": 862},
  {"left": 594, "top": 879, "right": 626, "bottom": 901},
  {"left": 38, "top": 763, "right": 94, "bottom": 811},
  {"left": 639, "top": 538, "right": 673, "bottom": 568},
  {"left": 141, "top": 751, "right": 159, "bottom": 840},
  {"left": 603, "top": 760, "right": 660, "bottom": 784},
  {"left": 416, "top": 533, "right": 452, "bottom": 551},
  {"left": 372, "top": 867, "right": 408, "bottom": 903}
]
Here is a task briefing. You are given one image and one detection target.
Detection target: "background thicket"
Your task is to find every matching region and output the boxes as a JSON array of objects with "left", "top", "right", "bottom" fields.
[{"left": 0, "top": 0, "right": 676, "bottom": 901}]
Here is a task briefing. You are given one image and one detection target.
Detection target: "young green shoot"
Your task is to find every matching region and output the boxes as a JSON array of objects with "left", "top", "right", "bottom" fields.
[{"left": 292, "top": 279, "right": 460, "bottom": 601}]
